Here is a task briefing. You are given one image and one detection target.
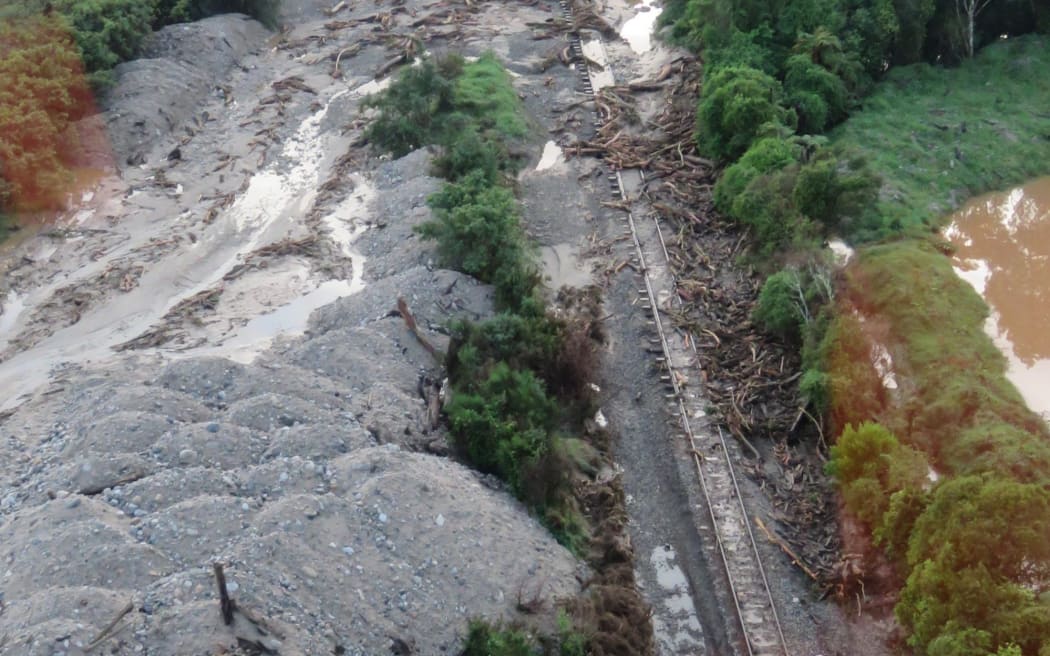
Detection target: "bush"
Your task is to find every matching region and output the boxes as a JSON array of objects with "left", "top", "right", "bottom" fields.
[
  {"left": 53, "top": 0, "right": 155, "bottom": 85},
  {"left": 462, "top": 620, "right": 537, "bottom": 656},
  {"left": 447, "top": 312, "right": 562, "bottom": 387},
  {"left": 556, "top": 611, "right": 587, "bottom": 656},
  {"left": 364, "top": 56, "right": 459, "bottom": 157},
  {"left": 460, "top": 615, "right": 592, "bottom": 656},
  {"left": 445, "top": 363, "right": 557, "bottom": 496},
  {"left": 897, "top": 475, "right": 1050, "bottom": 654},
  {"left": 792, "top": 150, "right": 879, "bottom": 233},
  {"left": 753, "top": 270, "right": 806, "bottom": 339},
  {"left": 0, "top": 14, "right": 95, "bottom": 212},
  {"left": 432, "top": 123, "right": 503, "bottom": 183},
  {"left": 154, "top": 0, "right": 283, "bottom": 28},
  {"left": 783, "top": 53, "right": 849, "bottom": 133},
  {"left": 713, "top": 136, "right": 800, "bottom": 213},
  {"left": 695, "top": 65, "right": 794, "bottom": 161},
  {"left": 828, "top": 421, "right": 928, "bottom": 526},
  {"left": 727, "top": 165, "right": 814, "bottom": 255},
  {"left": 419, "top": 171, "right": 527, "bottom": 282}
]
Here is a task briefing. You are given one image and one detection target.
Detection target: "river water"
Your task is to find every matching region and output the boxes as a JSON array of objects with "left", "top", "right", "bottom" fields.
[{"left": 945, "top": 176, "right": 1050, "bottom": 417}]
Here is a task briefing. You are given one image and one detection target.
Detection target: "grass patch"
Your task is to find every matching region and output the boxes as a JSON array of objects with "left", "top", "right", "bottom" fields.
[
  {"left": 841, "top": 241, "right": 1050, "bottom": 481},
  {"left": 822, "top": 242, "right": 1050, "bottom": 654},
  {"left": 830, "top": 34, "right": 1050, "bottom": 241},
  {"left": 454, "top": 53, "right": 528, "bottom": 140}
]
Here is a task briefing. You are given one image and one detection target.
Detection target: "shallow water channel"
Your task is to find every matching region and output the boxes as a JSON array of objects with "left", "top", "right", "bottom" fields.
[{"left": 945, "top": 176, "right": 1050, "bottom": 417}]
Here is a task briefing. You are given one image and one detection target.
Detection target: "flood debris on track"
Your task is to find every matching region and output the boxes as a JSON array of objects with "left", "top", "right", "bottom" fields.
[{"left": 562, "top": 35, "right": 848, "bottom": 594}]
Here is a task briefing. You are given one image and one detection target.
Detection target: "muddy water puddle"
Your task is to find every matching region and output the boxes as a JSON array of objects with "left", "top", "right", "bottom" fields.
[
  {"left": 649, "top": 544, "right": 705, "bottom": 653},
  {"left": 216, "top": 188, "right": 374, "bottom": 360},
  {"left": 945, "top": 176, "right": 1050, "bottom": 416},
  {"left": 540, "top": 243, "right": 592, "bottom": 288},
  {"left": 620, "top": 0, "right": 662, "bottom": 54},
  {"left": 536, "top": 141, "right": 565, "bottom": 172}
]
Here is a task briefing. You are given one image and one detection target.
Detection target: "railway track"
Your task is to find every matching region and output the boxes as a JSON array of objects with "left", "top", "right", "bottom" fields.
[{"left": 556, "top": 5, "right": 791, "bottom": 655}]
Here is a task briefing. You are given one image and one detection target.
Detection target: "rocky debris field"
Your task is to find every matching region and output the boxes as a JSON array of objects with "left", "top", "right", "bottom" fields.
[
  {"left": 0, "top": 164, "right": 579, "bottom": 655},
  {"left": 0, "top": 139, "right": 583, "bottom": 653},
  {"left": 0, "top": 1, "right": 591, "bottom": 652}
]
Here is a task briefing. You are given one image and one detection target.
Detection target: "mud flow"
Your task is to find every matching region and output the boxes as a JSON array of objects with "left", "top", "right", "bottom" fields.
[{"left": 946, "top": 176, "right": 1050, "bottom": 416}]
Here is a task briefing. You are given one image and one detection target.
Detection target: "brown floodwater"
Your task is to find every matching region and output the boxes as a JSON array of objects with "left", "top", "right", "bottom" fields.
[{"left": 945, "top": 176, "right": 1050, "bottom": 417}]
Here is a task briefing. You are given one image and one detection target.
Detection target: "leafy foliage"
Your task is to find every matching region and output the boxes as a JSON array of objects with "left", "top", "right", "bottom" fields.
[
  {"left": 783, "top": 53, "right": 848, "bottom": 133},
  {"left": 446, "top": 363, "right": 557, "bottom": 496},
  {"left": 420, "top": 171, "right": 526, "bottom": 281},
  {"left": 462, "top": 621, "right": 537, "bottom": 656},
  {"left": 462, "top": 617, "right": 591, "bottom": 656},
  {"left": 753, "top": 270, "right": 806, "bottom": 339},
  {"left": 153, "top": 0, "right": 282, "bottom": 29},
  {"left": 0, "top": 14, "right": 94, "bottom": 213},
  {"left": 828, "top": 421, "right": 928, "bottom": 526},
  {"left": 695, "top": 65, "right": 793, "bottom": 161},
  {"left": 364, "top": 56, "right": 459, "bottom": 157},
  {"left": 713, "top": 136, "right": 800, "bottom": 213},
  {"left": 365, "top": 52, "right": 526, "bottom": 171},
  {"left": 791, "top": 149, "right": 879, "bottom": 233},
  {"left": 54, "top": 0, "right": 155, "bottom": 85},
  {"left": 897, "top": 475, "right": 1050, "bottom": 655}
]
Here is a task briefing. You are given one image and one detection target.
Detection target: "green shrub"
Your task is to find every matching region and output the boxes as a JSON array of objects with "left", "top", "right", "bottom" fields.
[
  {"left": 713, "top": 136, "right": 800, "bottom": 213},
  {"left": 783, "top": 54, "right": 848, "bottom": 133},
  {"left": 897, "top": 475, "right": 1050, "bottom": 654},
  {"left": 0, "top": 14, "right": 94, "bottom": 211},
  {"left": 874, "top": 486, "right": 928, "bottom": 565},
  {"left": 460, "top": 615, "right": 590, "bottom": 656},
  {"left": 706, "top": 26, "right": 779, "bottom": 75},
  {"left": 753, "top": 270, "right": 806, "bottom": 339},
  {"left": 155, "top": 0, "right": 283, "bottom": 28},
  {"left": 462, "top": 620, "right": 537, "bottom": 656},
  {"left": 727, "top": 165, "right": 813, "bottom": 255},
  {"left": 556, "top": 610, "right": 588, "bottom": 656},
  {"left": 792, "top": 150, "right": 879, "bottom": 233},
  {"left": 445, "top": 363, "right": 557, "bottom": 496},
  {"left": 419, "top": 171, "right": 527, "bottom": 282},
  {"left": 447, "top": 313, "right": 563, "bottom": 388},
  {"left": 364, "top": 56, "right": 459, "bottom": 157},
  {"left": 432, "top": 122, "right": 503, "bottom": 183},
  {"left": 53, "top": 0, "right": 155, "bottom": 84},
  {"left": 695, "top": 65, "right": 794, "bottom": 161},
  {"left": 828, "top": 421, "right": 928, "bottom": 526}
]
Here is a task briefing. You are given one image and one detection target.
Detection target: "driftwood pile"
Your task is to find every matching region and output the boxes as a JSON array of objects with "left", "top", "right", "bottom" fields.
[{"left": 566, "top": 59, "right": 846, "bottom": 590}]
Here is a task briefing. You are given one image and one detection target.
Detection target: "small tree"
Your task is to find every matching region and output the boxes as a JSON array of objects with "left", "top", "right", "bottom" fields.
[
  {"left": 695, "top": 65, "right": 794, "bottom": 161},
  {"left": 955, "top": 0, "right": 995, "bottom": 57}
]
